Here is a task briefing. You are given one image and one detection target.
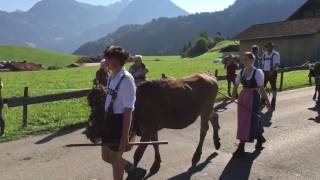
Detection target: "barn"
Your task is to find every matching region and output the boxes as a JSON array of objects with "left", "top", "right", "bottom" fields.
[{"left": 235, "top": 0, "right": 320, "bottom": 66}]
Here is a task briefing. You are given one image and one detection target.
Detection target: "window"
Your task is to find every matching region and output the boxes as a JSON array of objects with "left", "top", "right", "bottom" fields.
[
  {"left": 304, "top": 10, "right": 314, "bottom": 18},
  {"left": 316, "top": 9, "right": 320, "bottom": 17}
]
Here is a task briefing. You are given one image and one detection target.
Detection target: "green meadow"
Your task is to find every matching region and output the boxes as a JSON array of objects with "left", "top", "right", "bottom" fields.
[{"left": 0, "top": 42, "right": 311, "bottom": 141}]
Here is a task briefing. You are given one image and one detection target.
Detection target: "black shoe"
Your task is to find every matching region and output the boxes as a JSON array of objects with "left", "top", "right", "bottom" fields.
[
  {"left": 126, "top": 167, "right": 147, "bottom": 180},
  {"left": 255, "top": 136, "right": 266, "bottom": 150}
]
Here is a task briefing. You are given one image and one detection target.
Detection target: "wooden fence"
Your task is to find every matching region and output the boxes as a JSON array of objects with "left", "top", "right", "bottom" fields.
[
  {"left": 0, "top": 64, "right": 312, "bottom": 129},
  {"left": 214, "top": 65, "right": 310, "bottom": 92},
  {"left": 2, "top": 88, "right": 91, "bottom": 128}
]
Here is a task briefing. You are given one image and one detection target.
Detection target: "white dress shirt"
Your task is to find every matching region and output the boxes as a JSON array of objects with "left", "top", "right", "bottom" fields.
[
  {"left": 104, "top": 67, "right": 136, "bottom": 114},
  {"left": 263, "top": 50, "right": 280, "bottom": 71}
]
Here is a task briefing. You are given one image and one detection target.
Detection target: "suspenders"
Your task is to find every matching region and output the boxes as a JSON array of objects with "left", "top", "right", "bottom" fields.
[
  {"left": 263, "top": 53, "right": 276, "bottom": 70},
  {"left": 106, "top": 75, "right": 127, "bottom": 113}
]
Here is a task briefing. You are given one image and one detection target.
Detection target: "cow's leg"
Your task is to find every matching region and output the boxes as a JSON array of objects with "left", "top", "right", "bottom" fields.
[
  {"left": 133, "top": 135, "right": 150, "bottom": 168},
  {"left": 150, "top": 132, "right": 162, "bottom": 174},
  {"left": 317, "top": 79, "right": 320, "bottom": 102},
  {"left": 313, "top": 81, "right": 317, "bottom": 100},
  {"left": 192, "top": 113, "right": 210, "bottom": 166},
  {"left": 210, "top": 111, "right": 221, "bottom": 150}
]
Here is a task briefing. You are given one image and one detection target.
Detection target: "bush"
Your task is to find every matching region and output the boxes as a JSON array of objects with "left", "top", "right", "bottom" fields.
[
  {"left": 181, "top": 31, "right": 225, "bottom": 58},
  {"left": 76, "top": 56, "right": 94, "bottom": 63},
  {"left": 47, "top": 65, "right": 62, "bottom": 70},
  {"left": 186, "top": 38, "right": 209, "bottom": 57}
]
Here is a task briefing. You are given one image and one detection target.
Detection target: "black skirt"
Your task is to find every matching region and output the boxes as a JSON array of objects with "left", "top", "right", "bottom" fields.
[{"left": 101, "top": 112, "right": 124, "bottom": 151}]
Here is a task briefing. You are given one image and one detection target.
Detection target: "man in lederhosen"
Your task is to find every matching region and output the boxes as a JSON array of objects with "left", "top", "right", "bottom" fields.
[
  {"left": 262, "top": 42, "right": 281, "bottom": 109},
  {"left": 101, "top": 46, "right": 146, "bottom": 180},
  {"left": 251, "top": 45, "right": 262, "bottom": 69}
]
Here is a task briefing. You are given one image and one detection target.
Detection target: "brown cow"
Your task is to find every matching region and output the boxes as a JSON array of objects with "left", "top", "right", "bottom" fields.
[
  {"left": 85, "top": 73, "right": 221, "bottom": 176},
  {"left": 133, "top": 72, "right": 221, "bottom": 174}
]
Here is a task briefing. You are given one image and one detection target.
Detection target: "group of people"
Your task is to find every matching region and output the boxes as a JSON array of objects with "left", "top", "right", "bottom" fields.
[
  {"left": 225, "top": 42, "right": 281, "bottom": 157},
  {"left": 225, "top": 42, "right": 280, "bottom": 109},
  {"left": 96, "top": 54, "right": 149, "bottom": 88},
  {"left": 94, "top": 43, "right": 281, "bottom": 179}
]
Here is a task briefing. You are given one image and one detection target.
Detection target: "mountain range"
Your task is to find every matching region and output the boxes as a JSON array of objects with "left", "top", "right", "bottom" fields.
[
  {"left": 0, "top": 0, "right": 188, "bottom": 53},
  {"left": 74, "top": 0, "right": 306, "bottom": 56}
]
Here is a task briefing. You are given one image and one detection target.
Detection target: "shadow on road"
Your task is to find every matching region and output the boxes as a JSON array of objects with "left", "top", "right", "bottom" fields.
[
  {"left": 219, "top": 149, "right": 262, "bottom": 180},
  {"left": 167, "top": 152, "right": 218, "bottom": 180},
  {"left": 214, "top": 100, "right": 233, "bottom": 113},
  {"left": 35, "top": 122, "right": 86, "bottom": 144},
  {"left": 308, "top": 105, "right": 320, "bottom": 123},
  {"left": 260, "top": 111, "right": 273, "bottom": 127}
]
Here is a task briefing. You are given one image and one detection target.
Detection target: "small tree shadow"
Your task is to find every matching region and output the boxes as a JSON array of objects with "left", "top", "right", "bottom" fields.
[
  {"left": 219, "top": 149, "right": 262, "bottom": 180},
  {"left": 167, "top": 152, "right": 218, "bottom": 180},
  {"left": 35, "top": 122, "right": 86, "bottom": 144}
]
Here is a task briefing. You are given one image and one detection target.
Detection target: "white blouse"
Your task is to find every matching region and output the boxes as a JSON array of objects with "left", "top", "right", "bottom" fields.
[{"left": 235, "top": 67, "right": 264, "bottom": 87}]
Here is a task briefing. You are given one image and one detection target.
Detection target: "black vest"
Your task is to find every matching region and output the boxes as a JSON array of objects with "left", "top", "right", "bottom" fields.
[{"left": 240, "top": 69, "right": 258, "bottom": 89}]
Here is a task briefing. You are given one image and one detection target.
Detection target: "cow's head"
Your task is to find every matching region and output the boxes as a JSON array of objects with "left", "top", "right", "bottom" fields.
[{"left": 87, "top": 85, "right": 106, "bottom": 111}]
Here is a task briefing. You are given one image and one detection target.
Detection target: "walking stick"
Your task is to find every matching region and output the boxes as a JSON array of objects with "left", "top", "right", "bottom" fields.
[
  {"left": 64, "top": 141, "right": 169, "bottom": 148},
  {"left": 218, "top": 91, "right": 239, "bottom": 103}
]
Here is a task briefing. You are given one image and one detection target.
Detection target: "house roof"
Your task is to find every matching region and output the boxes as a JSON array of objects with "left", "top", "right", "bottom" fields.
[
  {"left": 288, "top": 0, "right": 320, "bottom": 20},
  {"left": 235, "top": 17, "right": 320, "bottom": 40},
  {"left": 7, "top": 62, "right": 42, "bottom": 71}
]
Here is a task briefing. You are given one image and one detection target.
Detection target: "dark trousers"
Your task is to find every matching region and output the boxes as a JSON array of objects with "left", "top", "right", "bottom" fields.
[
  {"left": 264, "top": 71, "right": 278, "bottom": 92},
  {"left": 0, "top": 116, "right": 4, "bottom": 135},
  {"left": 102, "top": 112, "right": 124, "bottom": 151},
  {"left": 227, "top": 79, "right": 236, "bottom": 97}
]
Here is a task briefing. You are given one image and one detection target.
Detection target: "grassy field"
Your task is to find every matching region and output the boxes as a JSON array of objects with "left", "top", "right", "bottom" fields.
[
  {"left": 0, "top": 51, "right": 228, "bottom": 141},
  {"left": 0, "top": 55, "right": 311, "bottom": 142},
  {"left": 0, "top": 42, "right": 312, "bottom": 142},
  {"left": 0, "top": 45, "right": 80, "bottom": 67},
  {"left": 209, "top": 40, "right": 239, "bottom": 52}
]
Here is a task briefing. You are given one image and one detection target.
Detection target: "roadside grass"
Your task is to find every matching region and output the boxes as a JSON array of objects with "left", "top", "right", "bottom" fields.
[{"left": 0, "top": 52, "right": 312, "bottom": 142}]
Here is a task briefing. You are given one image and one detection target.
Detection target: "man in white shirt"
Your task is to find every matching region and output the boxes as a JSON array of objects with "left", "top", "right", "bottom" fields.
[
  {"left": 251, "top": 45, "right": 262, "bottom": 69},
  {"left": 262, "top": 42, "right": 280, "bottom": 109},
  {"left": 101, "top": 46, "right": 146, "bottom": 180}
]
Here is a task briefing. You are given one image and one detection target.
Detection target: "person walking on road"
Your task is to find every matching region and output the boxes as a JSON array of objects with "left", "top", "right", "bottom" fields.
[
  {"left": 261, "top": 42, "right": 281, "bottom": 109},
  {"left": 101, "top": 46, "right": 146, "bottom": 180},
  {"left": 231, "top": 52, "right": 273, "bottom": 158}
]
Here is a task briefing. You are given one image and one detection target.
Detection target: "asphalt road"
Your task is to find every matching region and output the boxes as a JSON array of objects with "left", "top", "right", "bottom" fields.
[{"left": 0, "top": 87, "right": 319, "bottom": 180}]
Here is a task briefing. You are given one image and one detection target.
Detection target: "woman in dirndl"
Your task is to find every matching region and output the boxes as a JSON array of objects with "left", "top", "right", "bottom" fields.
[
  {"left": 231, "top": 52, "right": 273, "bottom": 158},
  {"left": 129, "top": 55, "right": 149, "bottom": 86}
]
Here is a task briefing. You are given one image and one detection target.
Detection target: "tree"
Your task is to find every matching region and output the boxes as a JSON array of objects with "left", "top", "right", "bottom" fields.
[{"left": 198, "top": 31, "right": 209, "bottom": 40}]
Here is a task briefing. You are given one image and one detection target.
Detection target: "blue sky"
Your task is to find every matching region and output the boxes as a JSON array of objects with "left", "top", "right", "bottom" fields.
[{"left": 0, "top": 0, "right": 236, "bottom": 13}]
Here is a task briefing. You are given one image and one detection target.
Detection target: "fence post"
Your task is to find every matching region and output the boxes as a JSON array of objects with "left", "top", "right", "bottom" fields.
[
  {"left": 309, "top": 74, "right": 312, "bottom": 86},
  {"left": 0, "top": 79, "right": 4, "bottom": 136},
  {"left": 23, "top": 87, "right": 29, "bottom": 128},
  {"left": 215, "top": 69, "right": 218, "bottom": 77},
  {"left": 279, "top": 69, "right": 284, "bottom": 92}
]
